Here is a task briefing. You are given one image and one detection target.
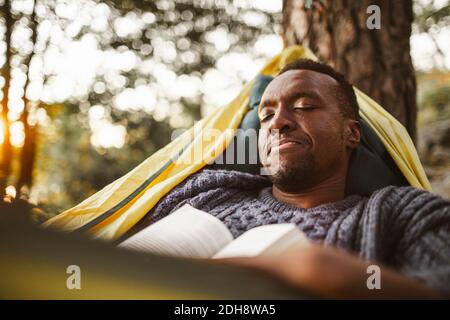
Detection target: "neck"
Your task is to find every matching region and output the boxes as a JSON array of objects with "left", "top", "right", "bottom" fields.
[{"left": 272, "top": 173, "right": 347, "bottom": 209}]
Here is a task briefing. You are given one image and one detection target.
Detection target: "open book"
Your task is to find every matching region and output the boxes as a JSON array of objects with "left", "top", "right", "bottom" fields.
[{"left": 118, "top": 204, "right": 309, "bottom": 259}]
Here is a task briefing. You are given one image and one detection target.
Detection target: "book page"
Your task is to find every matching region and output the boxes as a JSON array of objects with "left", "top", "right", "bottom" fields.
[
  {"left": 118, "top": 204, "right": 234, "bottom": 258},
  {"left": 213, "top": 223, "right": 309, "bottom": 259}
]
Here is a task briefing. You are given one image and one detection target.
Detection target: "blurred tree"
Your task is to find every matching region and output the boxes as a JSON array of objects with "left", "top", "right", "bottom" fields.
[
  {"left": 17, "top": 0, "right": 38, "bottom": 195},
  {"left": 0, "top": 0, "right": 41, "bottom": 198},
  {"left": 417, "top": 71, "right": 450, "bottom": 126},
  {"left": 20, "top": 0, "right": 282, "bottom": 216},
  {"left": 414, "top": 0, "right": 449, "bottom": 69},
  {"left": 0, "top": 0, "right": 13, "bottom": 195},
  {"left": 282, "top": 0, "right": 418, "bottom": 140}
]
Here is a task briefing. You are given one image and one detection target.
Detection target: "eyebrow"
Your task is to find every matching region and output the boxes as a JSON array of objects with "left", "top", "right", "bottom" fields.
[{"left": 258, "top": 91, "right": 321, "bottom": 112}]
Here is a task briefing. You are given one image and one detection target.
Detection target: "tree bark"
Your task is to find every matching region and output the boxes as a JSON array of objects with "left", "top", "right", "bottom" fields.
[
  {"left": 17, "top": 124, "right": 37, "bottom": 195},
  {"left": 282, "top": 0, "right": 417, "bottom": 141}
]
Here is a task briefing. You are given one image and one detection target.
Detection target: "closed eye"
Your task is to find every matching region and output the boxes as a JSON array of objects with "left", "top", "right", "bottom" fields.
[
  {"left": 259, "top": 113, "right": 274, "bottom": 122},
  {"left": 293, "top": 105, "right": 317, "bottom": 111}
]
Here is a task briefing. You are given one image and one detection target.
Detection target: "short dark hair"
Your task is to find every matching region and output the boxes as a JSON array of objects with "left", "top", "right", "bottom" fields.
[{"left": 278, "top": 59, "right": 359, "bottom": 121}]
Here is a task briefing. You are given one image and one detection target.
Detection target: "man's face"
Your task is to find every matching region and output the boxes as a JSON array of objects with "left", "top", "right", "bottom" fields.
[{"left": 257, "top": 69, "right": 359, "bottom": 192}]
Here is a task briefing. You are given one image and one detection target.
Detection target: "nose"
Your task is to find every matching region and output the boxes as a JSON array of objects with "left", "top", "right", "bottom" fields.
[{"left": 268, "top": 106, "right": 296, "bottom": 135}]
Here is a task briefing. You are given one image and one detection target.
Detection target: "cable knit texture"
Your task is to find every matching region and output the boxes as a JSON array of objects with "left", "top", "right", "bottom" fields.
[{"left": 126, "top": 169, "right": 450, "bottom": 294}]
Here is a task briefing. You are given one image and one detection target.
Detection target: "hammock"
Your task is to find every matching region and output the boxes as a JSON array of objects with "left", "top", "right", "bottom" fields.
[{"left": 43, "top": 45, "right": 431, "bottom": 241}]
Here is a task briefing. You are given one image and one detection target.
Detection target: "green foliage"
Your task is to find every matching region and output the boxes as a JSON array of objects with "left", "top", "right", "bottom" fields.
[
  {"left": 414, "top": 0, "right": 450, "bottom": 32},
  {"left": 417, "top": 72, "right": 450, "bottom": 127},
  {"left": 413, "top": 0, "right": 450, "bottom": 70}
]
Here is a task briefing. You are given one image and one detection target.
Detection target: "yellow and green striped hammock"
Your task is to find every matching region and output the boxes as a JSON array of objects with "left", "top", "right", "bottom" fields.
[{"left": 43, "top": 45, "right": 431, "bottom": 241}]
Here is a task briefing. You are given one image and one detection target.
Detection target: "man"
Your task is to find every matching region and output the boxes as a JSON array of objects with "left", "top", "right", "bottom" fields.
[{"left": 131, "top": 59, "right": 450, "bottom": 298}]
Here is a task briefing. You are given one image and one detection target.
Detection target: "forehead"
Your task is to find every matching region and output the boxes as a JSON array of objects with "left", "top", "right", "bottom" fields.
[{"left": 260, "top": 69, "right": 339, "bottom": 104}]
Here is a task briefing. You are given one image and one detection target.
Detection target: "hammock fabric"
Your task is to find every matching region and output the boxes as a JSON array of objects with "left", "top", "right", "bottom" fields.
[{"left": 44, "top": 45, "right": 432, "bottom": 241}]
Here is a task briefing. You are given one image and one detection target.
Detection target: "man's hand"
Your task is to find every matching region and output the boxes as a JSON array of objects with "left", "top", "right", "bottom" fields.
[{"left": 214, "top": 244, "right": 442, "bottom": 299}]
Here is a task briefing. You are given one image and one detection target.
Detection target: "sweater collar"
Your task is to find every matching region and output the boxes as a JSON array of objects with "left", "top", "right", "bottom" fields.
[{"left": 258, "top": 187, "right": 364, "bottom": 213}]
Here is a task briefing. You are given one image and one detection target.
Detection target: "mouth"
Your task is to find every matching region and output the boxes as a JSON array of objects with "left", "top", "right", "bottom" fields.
[{"left": 268, "top": 138, "right": 307, "bottom": 154}]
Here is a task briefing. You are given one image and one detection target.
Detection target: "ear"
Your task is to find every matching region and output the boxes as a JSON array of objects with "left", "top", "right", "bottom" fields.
[{"left": 344, "top": 119, "right": 361, "bottom": 149}]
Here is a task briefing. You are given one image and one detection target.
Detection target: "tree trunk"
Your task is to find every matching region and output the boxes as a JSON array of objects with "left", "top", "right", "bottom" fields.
[
  {"left": 17, "top": 0, "right": 38, "bottom": 195},
  {"left": 282, "top": 0, "right": 417, "bottom": 141},
  {"left": 17, "top": 123, "right": 37, "bottom": 195},
  {"left": 0, "top": 0, "right": 13, "bottom": 195}
]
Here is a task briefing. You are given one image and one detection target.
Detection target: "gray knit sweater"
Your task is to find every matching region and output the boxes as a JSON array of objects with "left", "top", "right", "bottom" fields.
[{"left": 128, "top": 169, "right": 450, "bottom": 294}]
